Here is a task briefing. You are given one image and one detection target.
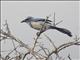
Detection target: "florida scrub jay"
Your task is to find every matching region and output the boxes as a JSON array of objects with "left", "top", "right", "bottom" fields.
[{"left": 21, "top": 16, "right": 72, "bottom": 37}]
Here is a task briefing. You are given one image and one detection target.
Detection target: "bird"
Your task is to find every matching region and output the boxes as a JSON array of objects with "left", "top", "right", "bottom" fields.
[{"left": 21, "top": 16, "right": 72, "bottom": 37}]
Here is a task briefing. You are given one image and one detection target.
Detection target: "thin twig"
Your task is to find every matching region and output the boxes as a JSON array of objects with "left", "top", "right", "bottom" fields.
[
  {"left": 44, "top": 34, "right": 57, "bottom": 49},
  {"left": 55, "top": 20, "right": 63, "bottom": 25},
  {"left": 39, "top": 45, "right": 48, "bottom": 56},
  {"left": 53, "top": 12, "right": 56, "bottom": 26},
  {"left": 22, "top": 52, "right": 30, "bottom": 60},
  {"left": 68, "top": 54, "right": 72, "bottom": 60},
  {"left": 5, "top": 45, "right": 19, "bottom": 59}
]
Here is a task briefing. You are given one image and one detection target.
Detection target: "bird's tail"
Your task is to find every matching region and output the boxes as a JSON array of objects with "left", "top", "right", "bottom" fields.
[{"left": 49, "top": 26, "right": 72, "bottom": 37}]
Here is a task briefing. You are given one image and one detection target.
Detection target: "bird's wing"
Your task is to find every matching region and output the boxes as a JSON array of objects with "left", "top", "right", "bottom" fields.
[
  {"left": 33, "top": 18, "right": 52, "bottom": 23},
  {"left": 38, "top": 19, "right": 52, "bottom": 22}
]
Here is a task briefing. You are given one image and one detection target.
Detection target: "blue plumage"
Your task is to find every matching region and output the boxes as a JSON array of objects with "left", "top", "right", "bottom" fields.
[{"left": 21, "top": 16, "right": 72, "bottom": 37}]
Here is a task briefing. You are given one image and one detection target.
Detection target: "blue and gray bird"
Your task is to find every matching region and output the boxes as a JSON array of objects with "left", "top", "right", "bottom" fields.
[{"left": 21, "top": 16, "right": 72, "bottom": 37}]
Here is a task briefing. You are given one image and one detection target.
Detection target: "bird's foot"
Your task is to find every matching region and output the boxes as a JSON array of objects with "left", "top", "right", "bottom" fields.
[{"left": 36, "top": 32, "right": 41, "bottom": 36}]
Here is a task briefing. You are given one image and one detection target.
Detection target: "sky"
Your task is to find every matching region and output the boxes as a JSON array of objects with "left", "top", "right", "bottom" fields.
[{"left": 1, "top": 1, "right": 80, "bottom": 60}]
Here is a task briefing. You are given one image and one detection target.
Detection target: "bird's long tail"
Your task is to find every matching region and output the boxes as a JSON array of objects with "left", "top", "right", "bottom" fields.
[{"left": 49, "top": 26, "right": 72, "bottom": 37}]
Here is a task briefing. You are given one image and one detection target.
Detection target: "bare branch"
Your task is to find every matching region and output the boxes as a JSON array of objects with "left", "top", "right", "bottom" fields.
[
  {"left": 45, "top": 40, "right": 80, "bottom": 60},
  {"left": 44, "top": 34, "right": 57, "bottom": 49},
  {"left": 40, "top": 46, "right": 48, "bottom": 56},
  {"left": 55, "top": 20, "right": 63, "bottom": 25}
]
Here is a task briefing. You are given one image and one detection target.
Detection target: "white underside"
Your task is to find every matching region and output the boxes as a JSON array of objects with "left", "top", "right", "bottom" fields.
[{"left": 30, "top": 21, "right": 50, "bottom": 30}]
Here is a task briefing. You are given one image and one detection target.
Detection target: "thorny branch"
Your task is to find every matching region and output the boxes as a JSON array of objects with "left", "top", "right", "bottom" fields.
[{"left": 45, "top": 39, "right": 80, "bottom": 60}]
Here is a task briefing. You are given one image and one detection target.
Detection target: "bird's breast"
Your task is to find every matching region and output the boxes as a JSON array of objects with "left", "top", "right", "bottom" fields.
[{"left": 30, "top": 22, "right": 43, "bottom": 30}]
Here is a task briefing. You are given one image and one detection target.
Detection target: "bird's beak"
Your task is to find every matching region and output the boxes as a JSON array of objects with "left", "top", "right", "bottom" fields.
[{"left": 21, "top": 20, "right": 25, "bottom": 23}]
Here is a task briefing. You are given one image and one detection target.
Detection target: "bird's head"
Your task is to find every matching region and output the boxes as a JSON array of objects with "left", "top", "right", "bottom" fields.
[{"left": 21, "top": 16, "right": 33, "bottom": 23}]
